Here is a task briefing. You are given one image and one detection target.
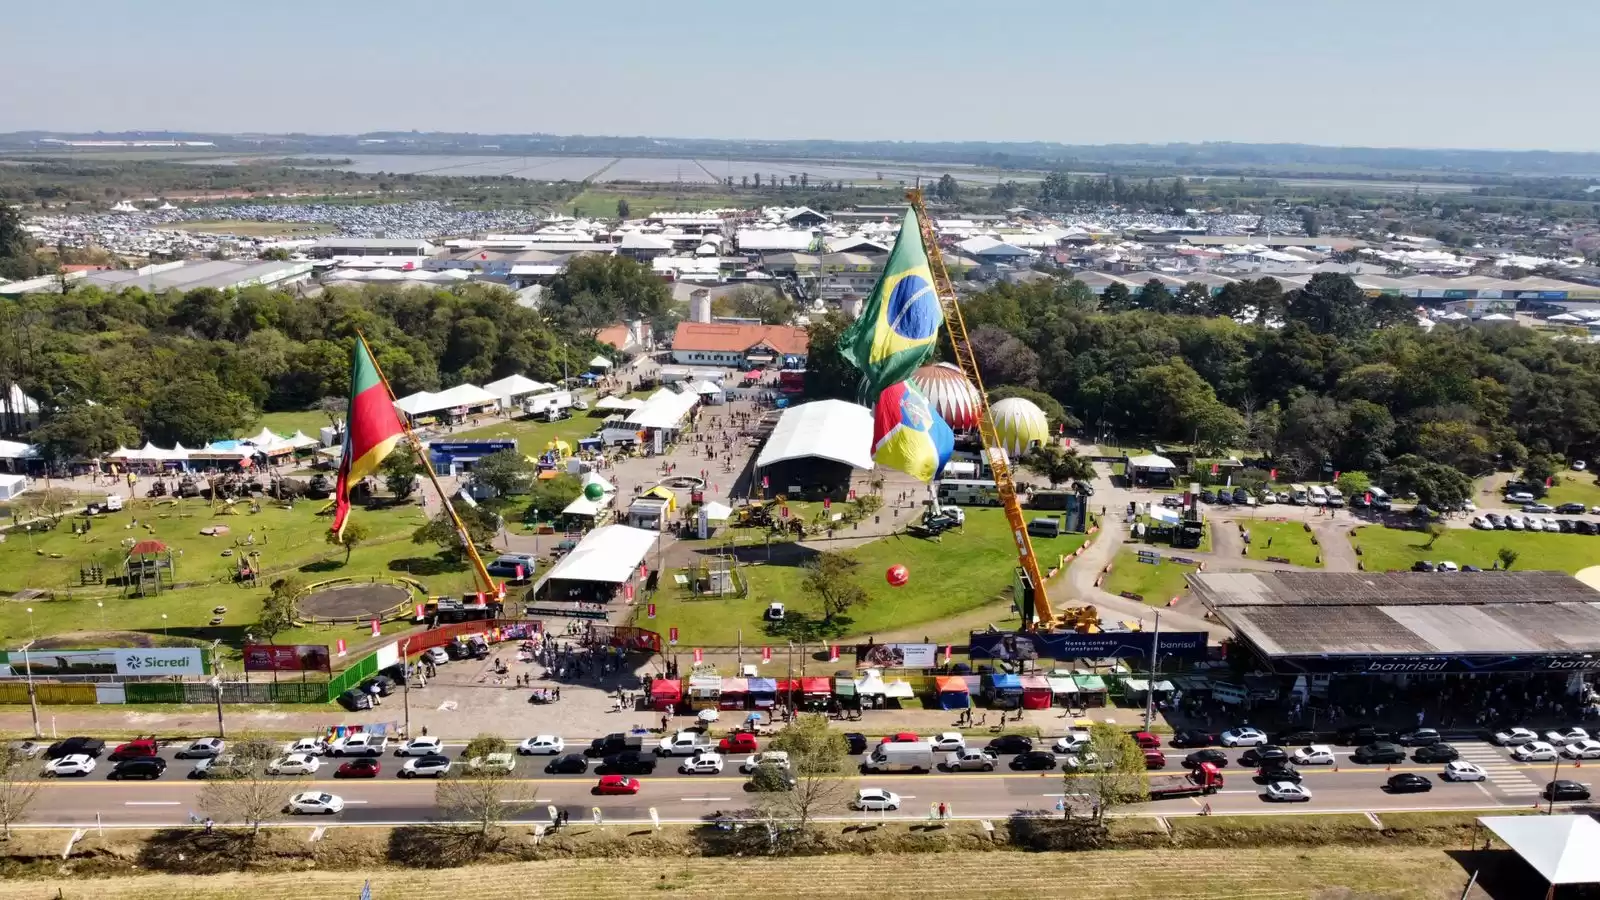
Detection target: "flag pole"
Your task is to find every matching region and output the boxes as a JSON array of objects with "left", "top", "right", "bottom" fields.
[{"left": 353, "top": 329, "right": 495, "bottom": 595}]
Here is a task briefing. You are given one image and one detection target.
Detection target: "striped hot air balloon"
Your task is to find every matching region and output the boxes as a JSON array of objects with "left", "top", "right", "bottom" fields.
[
  {"left": 910, "top": 362, "right": 981, "bottom": 431},
  {"left": 990, "top": 397, "right": 1049, "bottom": 456}
]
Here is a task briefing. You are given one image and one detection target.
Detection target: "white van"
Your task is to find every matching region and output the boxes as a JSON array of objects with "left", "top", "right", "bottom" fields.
[
  {"left": 1324, "top": 486, "right": 1344, "bottom": 508},
  {"left": 1308, "top": 485, "right": 1328, "bottom": 506},
  {"left": 1369, "top": 486, "right": 1391, "bottom": 511},
  {"left": 1288, "top": 484, "right": 1309, "bottom": 505}
]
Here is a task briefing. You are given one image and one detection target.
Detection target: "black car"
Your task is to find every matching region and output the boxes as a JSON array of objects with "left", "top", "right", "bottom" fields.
[
  {"left": 1544, "top": 780, "right": 1592, "bottom": 802},
  {"left": 1199, "top": 490, "right": 1217, "bottom": 503},
  {"left": 1557, "top": 503, "right": 1588, "bottom": 515},
  {"left": 46, "top": 736, "right": 105, "bottom": 759},
  {"left": 844, "top": 733, "right": 868, "bottom": 755},
  {"left": 1239, "top": 745, "right": 1288, "bottom": 767},
  {"left": 1273, "top": 730, "right": 1319, "bottom": 746},
  {"left": 988, "top": 735, "right": 1034, "bottom": 755},
  {"left": 601, "top": 751, "right": 657, "bottom": 775},
  {"left": 1336, "top": 725, "right": 1393, "bottom": 746},
  {"left": 1012, "top": 750, "right": 1057, "bottom": 771},
  {"left": 1232, "top": 488, "right": 1250, "bottom": 503},
  {"left": 1398, "top": 728, "right": 1441, "bottom": 747},
  {"left": 360, "top": 675, "right": 396, "bottom": 697},
  {"left": 1414, "top": 743, "right": 1459, "bottom": 763},
  {"left": 1170, "top": 729, "right": 1217, "bottom": 748},
  {"left": 1184, "top": 749, "right": 1229, "bottom": 769},
  {"left": 1411, "top": 560, "right": 1436, "bottom": 572},
  {"left": 1255, "top": 763, "right": 1302, "bottom": 784},
  {"left": 1072, "top": 480, "right": 1095, "bottom": 497},
  {"left": 338, "top": 688, "right": 373, "bottom": 711},
  {"left": 1577, "top": 520, "right": 1599, "bottom": 536},
  {"left": 109, "top": 757, "right": 167, "bottom": 780},
  {"left": 545, "top": 754, "right": 590, "bottom": 775},
  {"left": 1386, "top": 773, "right": 1433, "bottom": 794},
  {"left": 1353, "top": 741, "right": 1406, "bottom": 764},
  {"left": 1559, "top": 519, "right": 1575, "bottom": 533},
  {"left": 1214, "top": 492, "right": 1233, "bottom": 505}
]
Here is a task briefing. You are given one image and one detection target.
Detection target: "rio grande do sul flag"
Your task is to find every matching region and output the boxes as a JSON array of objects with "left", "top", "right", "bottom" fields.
[
  {"left": 872, "top": 380, "right": 954, "bottom": 482},
  {"left": 837, "top": 209, "right": 943, "bottom": 398},
  {"left": 332, "top": 336, "right": 406, "bottom": 537}
]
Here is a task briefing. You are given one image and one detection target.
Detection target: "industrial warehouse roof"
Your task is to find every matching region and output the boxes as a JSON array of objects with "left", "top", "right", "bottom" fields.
[
  {"left": 671, "top": 322, "right": 809, "bottom": 356},
  {"left": 755, "top": 400, "right": 874, "bottom": 471},
  {"left": 1189, "top": 571, "right": 1600, "bottom": 657}
]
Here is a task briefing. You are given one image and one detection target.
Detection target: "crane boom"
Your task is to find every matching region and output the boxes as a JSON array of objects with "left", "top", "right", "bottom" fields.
[{"left": 907, "top": 190, "right": 1055, "bottom": 629}]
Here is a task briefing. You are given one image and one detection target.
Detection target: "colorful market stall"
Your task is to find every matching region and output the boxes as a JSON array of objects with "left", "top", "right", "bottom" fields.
[
  {"left": 1047, "top": 674, "right": 1079, "bottom": 707},
  {"left": 718, "top": 677, "right": 749, "bottom": 710},
  {"left": 800, "top": 676, "right": 832, "bottom": 710},
  {"left": 748, "top": 677, "right": 778, "bottom": 709},
  {"left": 650, "top": 678, "right": 682, "bottom": 711},
  {"left": 687, "top": 672, "right": 722, "bottom": 710},
  {"left": 1020, "top": 674, "right": 1053, "bottom": 710},
  {"left": 856, "top": 669, "right": 887, "bottom": 710},
  {"left": 834, "top": 677, "right": 858, "bottom": 711},
  {"left": 883, "top": 678, "right": 915, "bottom": 708},
  {"left": 935, "top": 675, "right": 970, "bottom": 710},
  {"left": 1074, "top": 673, "right": 1109, "bottom": 708},
  {"left": 985, "top": 673, "right": 1023, "bottom": 709}
]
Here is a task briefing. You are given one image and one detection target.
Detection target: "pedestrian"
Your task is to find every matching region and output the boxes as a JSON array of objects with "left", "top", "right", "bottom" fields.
[{"left": 938, "top": 801, "right": 947, "bottom": 819}]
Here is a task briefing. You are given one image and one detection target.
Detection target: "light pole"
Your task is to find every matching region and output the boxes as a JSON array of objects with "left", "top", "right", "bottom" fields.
[
  {"left": 97, "top": 601, "right": 104, "bottom": 632},
  {"left": 1143, "top": 610, "right": 1162, "bottom": 730},
  {"left": 1548, "top": 754, "right": 1562, "bottom": 815},
  {"left": 25, "top": 606, "right": 34, "bottom": 642},
  {"left": 161, "top": 614, "right": 168, "bottom": 638},
  {"left": 20, "top": 640, "right": 40, "bottom": 738},
  {"left": 209, "top": 640, "right": 225, "bottom": 738},
  {"left": 400, "top": 637, "right": 412, "bottom": 738}
]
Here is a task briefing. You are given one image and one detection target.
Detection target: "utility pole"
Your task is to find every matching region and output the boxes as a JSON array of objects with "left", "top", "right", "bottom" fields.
[
  {"left": 20, "top": 640, "right": 40, "bottom": 738},
  {"left": 209, "top": 640, "right": 226, "bottom": 738},
  {"left": 401, "top": 637, "right": 412, "bottom": 738},
  {"left": 1548, "top": 754, "right": 1562, "bottom": 815},
  {"left": 1143, "top": 610, "right": 1161, "bottom": 730}
]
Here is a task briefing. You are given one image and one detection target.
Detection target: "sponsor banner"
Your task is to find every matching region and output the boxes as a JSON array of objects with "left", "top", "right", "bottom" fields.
[
  {"left": 242, "top": 644, "right": 333, "bottom": 673},
  {"left": 0, "top": 648, "right": 207, "bottom": 677},
  {"left": 427, "top": 440, "right": 516, "bottom": 456},
  {"left": 968, "top": 631, "right": 1208, "bottom": 661},
  {"left": 1268, "top": 653, "right": 1600, "bottom": 675},
  {"left": 853, "top": 642, "right": 938, "bottom": 668}
]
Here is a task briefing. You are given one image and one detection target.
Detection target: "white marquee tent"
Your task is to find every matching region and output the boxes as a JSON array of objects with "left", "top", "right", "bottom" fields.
[
  {"left": 755, "top": 400, "right": 874, "bottom": 470},
  {"left": 589, "top": 355, "right": 614, "bottom": 369},
  {"left": 393, "top": 383, "right": 501, "bottom": 417},
  {"left": 1479, "top": 814, "right": 1600, "bottom": 890},
  {"left": 626, "top": 389, "right": 700, "bottom": 431},
  {"left": 484, "top": 374, "right": 554, "bottom": 404},
  {"left": 536, "top": 524, "right": 657, "bottom": 586}
]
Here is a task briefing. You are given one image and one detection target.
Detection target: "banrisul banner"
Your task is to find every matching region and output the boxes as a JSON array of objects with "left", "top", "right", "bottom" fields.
[
  {"left": 968, "top": 631, "right": 1209, "bottom": 661},
  {"left": 0, "top": 648, "right": 207, "bottom": 677}
]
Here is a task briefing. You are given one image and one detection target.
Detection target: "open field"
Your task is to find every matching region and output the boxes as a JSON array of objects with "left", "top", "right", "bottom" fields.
[
  {"left": 1545, "top": 473, "right": 1600, "bottom": 510},
  {"left": 451, "top": 412, "right": 602, "bottom": 470},
  {"left": 649, "top": 508, "right": 1087, "bottom": 645},
  {"left": 569, "top": 190, "right": 741, "bottom": 217},
  {"left": 1102, "top": 550, "right": 1194, "bottom": 605},
  {"left": 1239, "top": 519, "right": 1324, "bottom": 568},
  {"left": 1353, "top": 525, "right": 1598, "bottom": 573},
  {"left": 251, "top": 409, "right": 335, "bottom": 439},
  {"left": 164, "top": 221, "right": 336, "bottom": 237}
]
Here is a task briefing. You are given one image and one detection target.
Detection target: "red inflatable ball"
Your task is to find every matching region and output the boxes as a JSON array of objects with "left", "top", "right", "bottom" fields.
[{"left": 886, "top": 564, "right": 910, "bottom": 587}]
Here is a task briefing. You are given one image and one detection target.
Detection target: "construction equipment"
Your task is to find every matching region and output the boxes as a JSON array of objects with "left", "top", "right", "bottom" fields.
[{"left": 908, "top": 189, "right": 1057, "bottom": 630}]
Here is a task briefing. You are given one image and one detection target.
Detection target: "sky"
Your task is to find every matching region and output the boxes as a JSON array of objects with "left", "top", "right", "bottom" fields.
[{"left": 2, "top": 0, "right": 1596, "bottom": 152}]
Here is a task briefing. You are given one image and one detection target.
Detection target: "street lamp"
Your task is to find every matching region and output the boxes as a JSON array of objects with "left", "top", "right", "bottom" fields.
[
  {"left": 161, "top": 613, "right": 168, "bottom": 638},
  {"left": 400, "top": 637, "right": 412, "bottom": 738},
  {"left": 1548, "top": 754, "right": 1563, "bottom": 815},
  {"left": 19, "top": 640, "right": 40, "bottom": 738},
  {"left": 97, "top": 601, "right": 104, "bottom": 632},
  {"left": 25, "top": 607, "right": 33, "bottom": 642}
]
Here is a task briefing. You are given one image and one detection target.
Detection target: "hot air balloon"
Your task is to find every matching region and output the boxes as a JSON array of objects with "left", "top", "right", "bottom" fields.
[
  {"left": 910, "top": 362, "right": 981, "bottom": 431},
  {"left": 990, "top": 397, "right": 1049, "bottom": 456},
  {"left": 886, "top": 564, "right": 909, "bottom": 587}
]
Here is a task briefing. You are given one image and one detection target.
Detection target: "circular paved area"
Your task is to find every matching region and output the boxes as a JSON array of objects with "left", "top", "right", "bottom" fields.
[{"left": 297, "top": 582, "right": 410, "bottom": 619}]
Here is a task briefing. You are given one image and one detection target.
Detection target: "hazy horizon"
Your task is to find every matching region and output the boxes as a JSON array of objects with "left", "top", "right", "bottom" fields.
[{"left": 4, "top": 0, "right": 1597, "bottom": 153}]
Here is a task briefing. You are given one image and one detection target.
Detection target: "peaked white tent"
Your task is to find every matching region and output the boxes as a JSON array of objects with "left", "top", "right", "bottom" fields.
[
  {"left": 286, "top": 430, "right": 321, "bottom": 450},
  {"left": 484, "top": 374, "right": 554, "bottom": 403},
  {"left": 701, "top": 500, "right": 733, "bottom": 520},
  {"left": 0, "top": 439, "right": 36, "bottom": 460},
  {"left": 581, "top": 471, "right": 615, "bottom": 493},
  {"left": 1479, "top": 815, "right": 1600, "bottom": 889},
  {"left": 394, "top": 384, "right": 500, "bottom": 417},
  {"left": 562, "top": 494, "right": 605, "bottom": 517},
  {"left": 589, "top": 355, "right": 614, "bottom": 369}
]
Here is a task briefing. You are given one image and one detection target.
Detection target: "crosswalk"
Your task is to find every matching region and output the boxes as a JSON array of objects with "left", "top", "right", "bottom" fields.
[{"left": 1454, "top": 742, "right": 1541, "bottom": 796}]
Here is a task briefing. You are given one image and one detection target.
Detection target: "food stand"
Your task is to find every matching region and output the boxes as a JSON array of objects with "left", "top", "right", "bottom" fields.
[
  {"left": 748, "top": 677, "right": 778, "bottom": 710},
  {"left": 1046, "top": 674, "right": 1079, "bottom": 708},
  {"left": 687, "top": 673, "right": 722, "bottom": 711},
  {"left": 985, "top": 673, "right": 1023, "bottom": 709},
  {"left": 1020, "top": 674, "right": 1053, "bottom": 710},
  {"left": 718, "top": 677, "right": 749, "bottom": 710},
  {"left": 800, "top": 676, "right": 832, "bottom": 711},
  {"left": 649, "top": 678, "right": 682, "bottom": 712},
  {"left": 935, "top": 675, "right": 970, "bottom": 710},
  {"left": 1073, "top": 673, "right": 1109, "bottom": 708}
]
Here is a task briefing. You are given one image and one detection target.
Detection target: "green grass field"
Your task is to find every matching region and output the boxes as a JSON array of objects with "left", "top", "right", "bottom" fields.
[
  {"left": 1102, "top": 550, "right": 1195, "bottom": 605},
  {"left": 1353, "top": 525, "right": 1598, "bottom": 573},
  {"left": 451, "top": 412, "right": 601, "bottom": 458},
  {"left": 1546, "top": 473, "right": 1600, "bottom": 510},
  {"left": 648, "top": 508, "right": 1089, "bottom": 645},
  {"left": 251, "top": 410, "right": 336, "bottom": 439},
  {"left": 1240, "top": 520, "right": 1324, "bottom": 568}
]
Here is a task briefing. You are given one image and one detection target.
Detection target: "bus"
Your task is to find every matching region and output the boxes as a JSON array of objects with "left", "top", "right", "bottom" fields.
[
  {"left": 1288, "top": 484, "right": 1309, "bottom": 505},
  {"left": 937, "top": 479, "right": 1001, "bottom": 507}
]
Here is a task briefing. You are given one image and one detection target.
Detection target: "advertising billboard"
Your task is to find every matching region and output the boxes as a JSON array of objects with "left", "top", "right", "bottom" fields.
[
  {"left": 853, "top": 642, "right": 938, "bottom": 668},
  {"left": 1, "top": 648, "right": 207, "bottom": 677},
  {"left": 242, "top": 644, "right": 333, "bottom": 673},
  {"left": 968, "top": 631, "right": 1208, "bottom": 661}
]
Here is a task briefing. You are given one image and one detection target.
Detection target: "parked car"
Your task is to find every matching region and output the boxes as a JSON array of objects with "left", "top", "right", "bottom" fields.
[
  {"left": 399, "top": 755, "right": 453, "bottom": 778},
  {"left": 1352, "top": 742, "right": 1406, "bottom": 764},
  {"left": 1398, "top": 728, "right": 1442, "bottom": 747},
  {"left": 46, "top": 737, "right": 105, "bottom": 759},
  {"left": 174, "top": 738, "right": 225, "bottom": 759},
  {"left": 1273, "top": 730, "right": 1319, "bottom": 746},
  {"left": 844, "top": 733, "right": 868, "bottom": 755},
  {"left": 518, "top": 735, "right": 564, "bottom": 755},
  {"left": 108, "top": 757, "right": 167, "bottom": 780},
  {"left": 1220, "top": 727, "right": 1268, "bottom": 747},
  {"left": 329, "top": 734, "right": 386, "bottom": 757},
  {"left": 424, "top": 647, "right": 449, "bottom": 665},
  {"left": 337, "top": 688, "right": 373, "bottom": 712},
  {"left": 285, "top": 792, "right": 344, "bottom": 815},
  {"left": 1545, "top": 728, "right": 1591, "bottom": 746},
  {"left": 336, "top": 758, "right": 382, "bottom": 778},
  {"left": 545, "top": 754, "right": 590, "bottom": 775},
  {"left": 1128, "top": 731, "right": 1162, "bottom": 749},
  {"left": 1513, "top": 742, "right": 1560, "bottom": 762},
  {"left": 1291, "top": 745, "right": 1336, "bottom": 766},
  {"left": 1385, "top": 773, "right": 1433, "bottom": 794},
  {"left": 1563, "top": 740, "right": 1600, "bottom": 760},
  {"left": 1543, "top": 780, "right": 1592, "bottom": 802},
  {"left": 1169, "top": 729, "right": 1217, "bottom": 748},
  {"left": 1337, "top": 725, "right": 1394, "bottom": 746},
  {"left": 1494, "top": 727, "right": 1540, "bottom": 746},
  {"left": 1556, "top": 503, "right": 1588, "bottom": 515},
  {"left": 486, "top": 553, "right": 537, "bottom": 579}
]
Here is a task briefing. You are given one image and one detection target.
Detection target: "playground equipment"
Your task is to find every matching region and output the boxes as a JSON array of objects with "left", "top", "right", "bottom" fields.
[{"left": 122, "top": 539, "right": 175, "bottom": 597}]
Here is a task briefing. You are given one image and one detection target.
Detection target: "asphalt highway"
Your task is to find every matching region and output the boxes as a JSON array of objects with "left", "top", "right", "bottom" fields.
[{"left": 20, "top": 740, "right": 1589, "bottom": 827}]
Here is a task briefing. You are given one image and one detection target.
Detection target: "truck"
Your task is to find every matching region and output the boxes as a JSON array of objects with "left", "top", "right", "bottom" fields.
[
  {"left": 1146, "top": 761, "right": 1225, "bottom": 799},
  {"left": 862, "top": 740, "right": 935, "bottom": 774},
  {"left": 587, "top": 732, "right": 645, "bottom": 757},
  {"left": 328, "top": 733, "right": 388, "bottom": 757},
  {"left": 656, "top": 730, "right": 714, "bottom": 757},
  {"left": 524, "top": 390, "right": 574, "bottom": 421}
]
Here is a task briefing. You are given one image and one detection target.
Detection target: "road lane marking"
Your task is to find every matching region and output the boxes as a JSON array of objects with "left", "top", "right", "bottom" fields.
[
  {"left": 123, "top": 801, "right": 179, "bottom": 806},
  {"left": 343, "top": 800, "right": 369, "bottom": 804},
  {"left": 679, "top": 797, "right": 731, "bottom": 802}
]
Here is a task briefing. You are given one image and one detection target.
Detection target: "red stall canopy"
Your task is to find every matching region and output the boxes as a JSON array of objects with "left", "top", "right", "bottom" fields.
[
  {"left": 800, "top": 676, "right": 831, "bottom": 695},
  {"left": 650, "top": 679, "right": 683, "bottom": 710},
  {"left": 1020, "top": 675, "right": 1053, "bottom": 710}
]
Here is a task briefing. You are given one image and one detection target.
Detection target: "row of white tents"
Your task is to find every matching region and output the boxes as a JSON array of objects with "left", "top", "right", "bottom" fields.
[
  {"left": 393, "top": 375, "right": 559, "bottom": 418},
  {"left": 106, "top": 428, "right": 322, "bottom": 463}
]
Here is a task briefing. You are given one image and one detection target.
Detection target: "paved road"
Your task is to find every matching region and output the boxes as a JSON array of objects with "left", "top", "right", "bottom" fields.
[{"left": 22, "top": 739, "right": 1580, "bottom": 827}]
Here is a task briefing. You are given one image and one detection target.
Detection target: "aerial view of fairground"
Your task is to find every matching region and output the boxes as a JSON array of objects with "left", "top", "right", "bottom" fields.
[{"left": 3, "top": 3, "right": 1600, "bottom": 898}]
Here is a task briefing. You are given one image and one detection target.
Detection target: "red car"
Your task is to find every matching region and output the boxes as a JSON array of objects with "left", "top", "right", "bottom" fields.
[
  {"left": 1143, "top": 749, "right": 1167, "bottom": 770},
  {"left": 718, "top": 732, "right": 759, "bottom": 754},
  {"left": 109, "top": 737, "right": 159, "bottom": 761},
  {"left": 337, "top": 758, "right": 382, "bottom": 778},
  {"left": 1129, "top": 731, "right": 1162, "bottom": 750},
  {"left": 594, "top": 774, "right": 640, "bottom": 795},
  {"left": 880, "top": 732, "right": 922, "bottom": 744}
]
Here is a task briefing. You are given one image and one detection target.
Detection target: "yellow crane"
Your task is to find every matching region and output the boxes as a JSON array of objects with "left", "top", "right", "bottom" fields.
[{"left": 907, "top": 189, "right": 1060, "bottom": 630}]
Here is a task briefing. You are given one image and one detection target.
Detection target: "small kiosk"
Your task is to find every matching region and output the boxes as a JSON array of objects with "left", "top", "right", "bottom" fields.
[
  {"left": 718, "top": 677, "right": 749, "bottom": 710},
  {"left": 1073, "top": 673, "right": 1109, "bottom": 708},
  {"left": 1020, "top": 675, "right": 1053, "bottom": 710},
  {"left": 650, "top": 678, "right": 682, "bottom": 712},
  {"left": 935, "top": 675, "right": 970, "bottom": 710},
  {"left": 985, "top": 673, "right": 1023, "bottom": 709},
  {"left": 1047, "top": 674, "right": 1080, "bottom": 708},
  {"left": 856, "top": 670, "right": 888, "bottom": 710},
  {"left": 800, "top": 676, "right": 832, "bottom": 711},
  {"left": 834, "top": 677, "right": 858, "bottom": 712},
  {"left": 748, "top": 677, "right": 778, "bottom": 710},
  {"left": 687, "top": 672, "right": 722, "bottom": 710}
]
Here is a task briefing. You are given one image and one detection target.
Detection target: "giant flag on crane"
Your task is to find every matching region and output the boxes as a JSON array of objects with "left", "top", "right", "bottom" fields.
[
  {"left": 837, "top": 209, "right": 943, "bottom": 398},
  {"left": 872, "top": 380, "right": 954, "bottom": 482},
  {"left": 331, "top": 335, "right": 407, "bottom": 538}
]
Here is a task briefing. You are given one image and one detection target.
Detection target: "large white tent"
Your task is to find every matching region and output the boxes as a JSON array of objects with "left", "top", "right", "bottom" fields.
[
  {"left": 1479, "top": 815, "right": 1600, "bottom": 889},
  {"left": 595, "top": 395, "right": 645, "bottom": 411},
  {"left": 538, "top": 525, "right": 657, "bottom": 584},
  {"left": 589, "top": 355, "right": 614, "bottom": 369},
  {"left": 561, "top": 495, "right": 605, "bottom": 517},
  {"left": 626, "top": 389, "right": 700, "bottom": 430},
  {"left": 0, "top": 439, "right": 37, "bottom": 460},
  {"left": 755, "top": 400, "right": 874, "bottom": 470},
  {"left": 393, "top": 383, "right": 500, "bottom": 417},
  {"left": 483, "top": 374, "right": 554, "bottom": 403}
]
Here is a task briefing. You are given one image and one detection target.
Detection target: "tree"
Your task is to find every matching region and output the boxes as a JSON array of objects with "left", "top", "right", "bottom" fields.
[
  {"left": 1423, "top": 521, "right": 1449, "bottom": 549},
  {"left": 1173, "top": 282, "right": 1210, "bottom": 316},
  {"left": 0, "top": 746, "right": 39, "bottom": 839},
  {"left": 1497, "top": 547, "right": 1520, "bottom": 570},
  {"left": 256, "top": 576, "right": 302, "bottom": 643},
  {"left": 436, "top": 766, "right": 537, "bottom": 836},
  {"left": 28, "top": 404, "right": 137, "bottom": 463},
  {"left": 615, "top": 198, "right": 630, "bottom": 219},
  {"left": 1299, "top": 207, "right": 1320, "bottom": 238},
  {"left": 716, "top": 285, "right": 797, "bottom": 325},
  {"left": 412, "top": 504, "right": 501, "bottom": 557},
  {"left": 1417, "top": 421, "right": 1492, "bottom": 473},
  {"left": 470, "top": 449, "right": 534, "bottom": 497},
  {"left": 1132, "top": 279, "right": 1174, "bottom": 313},
  {"left": 763, "top": 713, "right": 850, "bottom": 839},
  {"left": 801, "top": 311, "right": 858, "bottom": 401},
  {"left": 1284, "top": 273, "right": 1372, "bottom": 338},
  {"left": 1060, "top": 723, "right": 1147, "bottom": 826},
  {"left": 259, "top": 247, "right": 292, "bottom": 262},
  {"left": 544, "top": 254, "right": 671, "bottom": 336},
  {"left": 380, "top": 444, "right": 423, "bottom": 499},
  {"left": 1382, "top": 454, "right": 1473, "bottom": 510},
  {"left": 523, "top": 472, "right": 582, "bottom": 524},
  {"left": 801, "top": 552, "right": 868, "bottom": 624},
  {"left": 325, "top": 519, "right": 370, "bottom": 564},
  {"left": 935, "top": 174, "right": 961, "bottom": 202},
  {"left": 144, "top": 372, "right": 256, "bottom": 447},
  {"left": 1099, "top": 282, "right": 1132, "bottom": 312},
  {"left": 1022, "top": 444, "right": 1096, "bottom": 487},
  {"left": 197, "top": 732, "right": 280, "bottom": 836},
  {"left": 0, "top": 203, "right": 44, "bottom": 281},
  {"left": 1334, "top": 471, "right": 1371, "bottom": 498},
  {"left": 1523, "top": 455, "right": 1560, "bottom": 497}
]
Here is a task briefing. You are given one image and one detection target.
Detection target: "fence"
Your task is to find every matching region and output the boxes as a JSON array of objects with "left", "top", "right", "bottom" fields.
[{"left": 123, "top": 681, "right": 330, "bottom": 704}]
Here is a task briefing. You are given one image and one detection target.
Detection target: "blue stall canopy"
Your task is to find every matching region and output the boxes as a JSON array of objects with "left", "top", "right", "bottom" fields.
[{"left": 935, "top": 675, "right": 970, "bottom": 710}]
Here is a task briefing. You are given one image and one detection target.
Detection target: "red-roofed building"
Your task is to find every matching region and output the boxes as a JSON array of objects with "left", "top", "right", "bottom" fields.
[{"left": 670, "top": 322, "right": 808, "bottom": 367}]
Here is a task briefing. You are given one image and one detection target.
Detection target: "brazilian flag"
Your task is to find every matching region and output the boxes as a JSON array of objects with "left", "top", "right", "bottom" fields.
[{"left": 838, "top": 209, "right": 943, "bottom": 397}]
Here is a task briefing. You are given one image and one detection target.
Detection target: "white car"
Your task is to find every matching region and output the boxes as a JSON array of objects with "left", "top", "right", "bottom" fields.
[
  {"left": 1220, "top": 727, "right": 1268, "bottom": 747},
  {"left": 1263, "top": 781, "right": 1312, "bottom": 802},
  {"left": 1443, "top": 761, "right": 1487, "bottom": 782},
  {"left": 1053, "top": 731, "right": 1092, "bottom": 754},
  {"left": 1435, "top": 561, "right": 1460, "bottom": 572},
  {"left": 680, "top": 752, "right": 725, "bottom": 775},
  {"left": 851, "top": 788, "right": 901, "bottom": 811},
  {"left": 929, "top": 732, "right": 965, "bottom": 752},
  {"left": 1062, "top": 752, "right": 1104, "bottom": 771},
  {"left": 1513, "top": 741, "right": 1559, "bottom": 762},
  {"left": 945, "top": 749, "right": 997, "bottom": 771},
  {"left": 43, "top": 754, "right": 96, "bottom": 777},
  {"left": 401, "top": 756, "right": 452, "bottom": 778},
  {"left": 425, "top": 647, "right": 449, "bottom": 665},
  {"left": 1546, "top": 728, "right": 1591, "bottom": 747},
  {"left": 1291, "top": 745, "right": 1336, "bottom": 766},
  {"left": 174, "top": 738, "right": 225, "bottom": 759},
  {"left": 518, "top": 735, "right": 564, "bottom": 755},
  {"left": 396, "top": 737, "right": 445, "bottom": 757},
  {"left": 285, "top": 791, "right": 345, "bottom": 815},
  {"left": 467, "top": 753, "right": 516, "bottom": 775},
  {"left": 1494, "top": 727, "right": 1539, "bottom": 746},
  {"left": 740, "top": 751, "right": 790, "bottom": 773},
  {"left": 1576, "top": 461, "right": 1589, "bottom": 472},
  {"left": 1542, "top": 518, "right": 1562, "bottom": 533},
  {"left": 1471, "top": 516, "right": 1492, "bottom": 530},
  {"left": 282, "top": 738, "right": 328, "bottom": 756},
  {"left": 266, "top": 753, "right": 321, "bottom": 776},
  {"left": 1507, "top": 516, "right": 1526, "bottom": 531},
  {"left": 1562, "top": 740, "right": 1600, "bottom": 760}
]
